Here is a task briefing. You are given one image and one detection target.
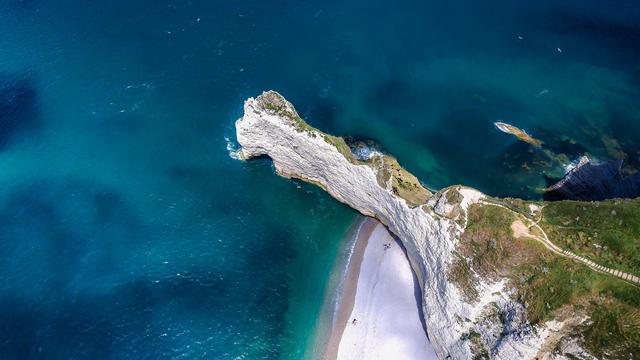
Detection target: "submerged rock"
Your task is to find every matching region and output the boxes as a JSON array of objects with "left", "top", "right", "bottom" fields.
[{"left": 545, "top": 156, "right": 640, "bottom": 201}]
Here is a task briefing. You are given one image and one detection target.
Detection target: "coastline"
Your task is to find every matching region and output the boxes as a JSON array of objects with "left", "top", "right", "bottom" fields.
[
  {"left": 324, "top": 217, "right": 378, "bottom": 360},
  {"left": 308, "top": 216, "right": 378, "bottom": 360},
  {"left": 312, "top": 216, "right": 437, "bottom": 360}
]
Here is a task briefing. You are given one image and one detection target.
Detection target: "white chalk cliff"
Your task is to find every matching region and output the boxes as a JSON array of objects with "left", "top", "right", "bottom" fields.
[{"left": 234, "top": 91, "right": 571, "bottom": 359}]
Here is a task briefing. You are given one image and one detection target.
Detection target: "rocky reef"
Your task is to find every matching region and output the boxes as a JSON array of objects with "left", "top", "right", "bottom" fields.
[
  {"left": 235, "top": 91, "right": 640, "bottom": 359},
  {"left": 545, "top": 156, "right": 640, "bottom": 201},
  {"left": 494, "top": 122, "right": 544, "bottom": 147}
]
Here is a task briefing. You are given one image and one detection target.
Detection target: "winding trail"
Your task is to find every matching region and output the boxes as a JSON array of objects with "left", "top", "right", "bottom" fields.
[{"left": 479, "top": 200, "right": 640, "bottom": 286}]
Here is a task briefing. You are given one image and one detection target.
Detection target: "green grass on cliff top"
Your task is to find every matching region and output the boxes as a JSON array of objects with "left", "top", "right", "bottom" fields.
[
  {"left": 257, "top": 91, "right": 431, "bottom": 207},
  {"left": 455, "top": 203, "right": 640, "bottom": 359},
  {"left": 256, "top": 91, "right": 640, "bottom": 357},
  {"left": 540, "top": 198, "right": 640, "bottom": 275}
]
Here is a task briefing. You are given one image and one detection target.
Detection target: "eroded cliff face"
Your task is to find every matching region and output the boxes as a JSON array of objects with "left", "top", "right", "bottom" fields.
[{"left": 234, "top": 91, "right": 574, "bottom": 359}]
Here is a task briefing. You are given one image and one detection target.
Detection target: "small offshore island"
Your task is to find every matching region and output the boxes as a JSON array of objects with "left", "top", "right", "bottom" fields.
[{"left": 235, "top": 91, "right": 640, "bottom": 359}]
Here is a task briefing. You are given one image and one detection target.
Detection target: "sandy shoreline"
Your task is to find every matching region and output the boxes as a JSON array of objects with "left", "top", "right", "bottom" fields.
[
  {"left": 321, "top": 217, "right": 437, "bottom": 360},
  {"left": 323, "top": 217, "right": 378, "bottom": 360}
]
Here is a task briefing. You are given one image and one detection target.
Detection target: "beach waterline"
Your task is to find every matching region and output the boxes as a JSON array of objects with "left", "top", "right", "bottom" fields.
[
  {"left": 306, "top": 217, "right": 375, "bottom": 359},
  {"left": 309, "top": 217, "right": 437, "bottom": 360}
]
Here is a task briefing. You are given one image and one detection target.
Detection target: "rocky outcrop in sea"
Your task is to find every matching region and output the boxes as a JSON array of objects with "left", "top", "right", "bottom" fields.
[{"left": 545, "top": 156, "right": 640, "bottom": 201}]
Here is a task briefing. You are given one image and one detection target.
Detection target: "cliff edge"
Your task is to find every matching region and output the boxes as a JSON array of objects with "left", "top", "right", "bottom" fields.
[{"left": 235, "top": 91, "right": 640, "bottom": 359}]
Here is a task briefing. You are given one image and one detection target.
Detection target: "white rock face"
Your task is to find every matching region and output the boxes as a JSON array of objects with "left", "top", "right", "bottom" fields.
[{"left": 235, "top": 91, "right": 560, "bottom": 359}]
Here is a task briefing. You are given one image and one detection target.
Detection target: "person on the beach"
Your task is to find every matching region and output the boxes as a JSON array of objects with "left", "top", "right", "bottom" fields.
[{"left": 352, "top": 318, "right": 357, "bottom": 325}]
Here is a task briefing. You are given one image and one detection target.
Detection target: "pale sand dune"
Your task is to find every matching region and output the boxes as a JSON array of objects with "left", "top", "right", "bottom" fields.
[{"left": 335, "top": 222, "right": 438, "bottom": 360}]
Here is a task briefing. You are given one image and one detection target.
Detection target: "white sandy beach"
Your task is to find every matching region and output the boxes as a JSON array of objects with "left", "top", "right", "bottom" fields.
[{"left": 334, "top": 221, "right": 438, "bottom": 360}]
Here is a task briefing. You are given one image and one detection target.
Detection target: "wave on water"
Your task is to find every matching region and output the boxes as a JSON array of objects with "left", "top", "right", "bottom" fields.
[
  {"left": 564, "top": 157, "right": 584, "bottom": 173},
  {"left": 331, "top": 219, "right": 365, "bottom": 327},
  {"left": 124, "top": 82, "right": 154, "bottom": 90},
  {"left": 563, "top": 155, "right": 602, "bottom": 174},
  {"left": 307, "top": 217, "right": 366, "bottom": 359},
  {"left": 352, "top": 146, "right": 383, "bottom": 161},
  {"left": 225, "top": 135, "right": 242, "bottom": 160}
]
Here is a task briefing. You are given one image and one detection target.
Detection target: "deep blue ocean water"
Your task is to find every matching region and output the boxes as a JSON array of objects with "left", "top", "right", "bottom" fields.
[{"left": 1, "top": 1, "right": 639, "bottom": 358}]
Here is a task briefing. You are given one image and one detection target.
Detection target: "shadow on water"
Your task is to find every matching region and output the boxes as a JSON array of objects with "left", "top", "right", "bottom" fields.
[
  {"left": 366, "top": 77, "right": 424, "bottom": 114},
  {"left": 300, "top": 95, "right": 341, "bottom": 134},
  {"left": 388, "top": 231, "right": 430, "bottom": 344},
  {"left": 543, "top": 9, "right": 640, "bottom": 64},
  {"left": 0, "top": 73, "right": 40, "bottom": 150},
  {"left": 0, "top": 180, "right": 141, "bottom": 290}
]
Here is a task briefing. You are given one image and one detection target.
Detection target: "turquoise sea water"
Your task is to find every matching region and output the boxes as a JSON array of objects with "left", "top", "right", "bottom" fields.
[{"left": 1, "top": 1, "right": 639, "bottom": 358}]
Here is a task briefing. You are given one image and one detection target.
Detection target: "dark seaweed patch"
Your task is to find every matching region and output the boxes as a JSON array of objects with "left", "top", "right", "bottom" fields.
[
  {"left": 543, "top": 9, "right": 640, "bottom": 64},
  {"left": 301, "top": 96, "right": 340, "bottom": 134},
  {"left": 0, "top": 74, "right": 39, "bottom": 150},
  {"left": 0, "top": 178, "right": 292, "bottom": 358},
  {"left": 367, "top": 77, "right": 422, "bottom": 111}
]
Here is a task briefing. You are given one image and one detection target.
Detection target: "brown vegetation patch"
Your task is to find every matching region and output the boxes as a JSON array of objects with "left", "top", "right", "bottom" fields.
[
  {"left": 367, "top": 155, "right": 430, "bottom": 207},
  {"left": 447, "top": 252, "right": 480, "bottom": 303}
]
